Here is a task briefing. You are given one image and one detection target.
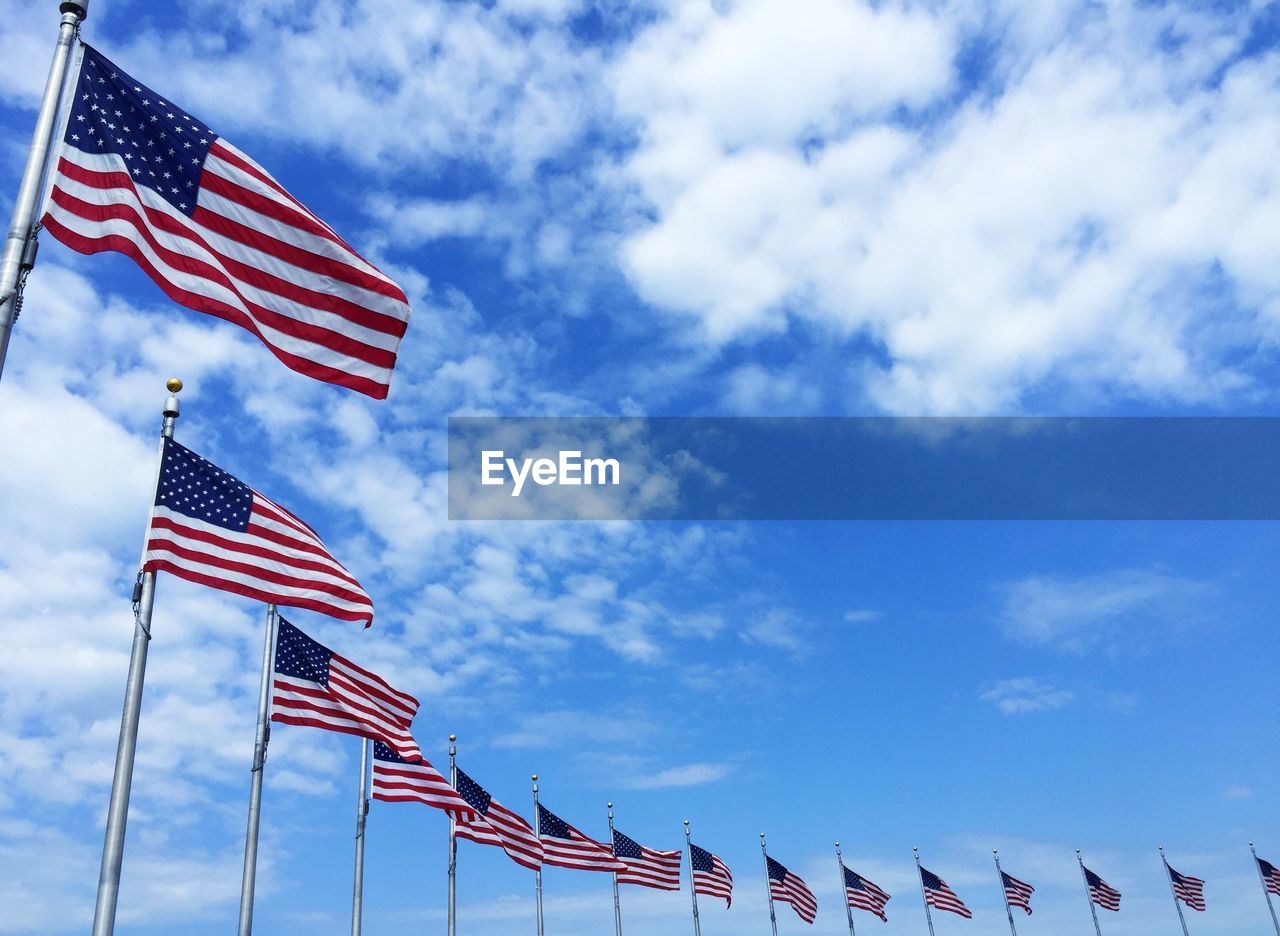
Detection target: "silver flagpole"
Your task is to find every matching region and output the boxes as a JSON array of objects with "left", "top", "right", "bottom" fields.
[
  {"left": 607, "top": 803, "right": 623, "bottom": 936},
  {"left": 91, "top": 377, "right": 182, "bottom": 936},
  {"left": 1076, "top": 849, "right": 1103, "bottom": 936},
  {"left": 1160, "top": 847, "right": 1191, "bottom": 936},
  {"left": 993, "top": 850, "right": 1017, "bottom": 936},
  {"left": 533, "top": 775, "right": 544, "bottom": 936},
  {"left": 1251, "top": 843, "right": 1280, "bottom": 935},
  {"left": 236, "top": 603, "right": 280, "bottom": 936},
  {"left": 0, "top": 0, "right": 87, "bottom": 383},
  {"left": 351, "top": 738, "right": 370, "bottom": 936},
  {"left": 759, "top": 833, "right": 778, "bottom": 936},
  {"left": 683, "top": 821, "right": 701, "bottom": 936},
  {"left": 834, "top": 842, "right": 856, "bottom": 936},
  {"left": 913, "top": 848, "right": 936, "bottom": 936},
  {"left": 448, "top": 734, "right": 458, "bottom": 936}
]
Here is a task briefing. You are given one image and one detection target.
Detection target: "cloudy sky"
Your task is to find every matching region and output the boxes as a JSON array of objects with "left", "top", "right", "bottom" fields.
[{"left": 0, "top": 0, "right": 1277, "bottom": 933}]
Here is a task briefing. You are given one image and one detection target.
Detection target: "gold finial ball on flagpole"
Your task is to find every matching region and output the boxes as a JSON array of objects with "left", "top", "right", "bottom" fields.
[{"left": 165, "top": 377, "right": 183, "bottom": 393}]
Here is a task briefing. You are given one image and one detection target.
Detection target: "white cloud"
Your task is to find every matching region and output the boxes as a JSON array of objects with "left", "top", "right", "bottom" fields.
[
  {"left": 622, "top": 761, "right": 732, "bottom": 790},
  {"left": 979, "top": 677, "right": 1075, "bottom": 714}
]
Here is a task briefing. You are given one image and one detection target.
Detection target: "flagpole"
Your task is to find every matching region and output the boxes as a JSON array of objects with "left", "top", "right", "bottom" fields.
[
  {"left": 606, "top": 803, "right": 624, "bottom": 936},
  {"left": 1160, "top": 847, "right": 1191, "bottom": 936},
  {"left": 351, "top": 738, "right": 370, "bottom": 936},
  {"left": 91, "top": 377, "right": 182, "bottom": 936},
  {"left": 448, "top": 734, "right": 458, "bottom": 936},
  {"left": 236, "top": 603, "right": 279, "bottom": 936},
  {"left": 1076, "top": 849, "right": 1103, "bottom": 936},
  {"left": 683, "top": 821, "right": 701, "bottom": 936},
  {"left": 913, "top": 847, "right": 936, "bottom": 936},
  {"left": 0, "top": 0, "right": 87, "bottom": 384},
  {"left": 533, "top": 774, "right": 544, "bottom": 936},
  {"left": 993, "top": 850, "right": 1017, "bottom": 936},
  {"left": 834, "top": 842, "right": 856, "bottom": 936},
  {"left": 759, "top": 833, "right": 778, "bottom": 936},
  {"left": 1251, "top": 843, "right": 1280, "bottom": 935}
]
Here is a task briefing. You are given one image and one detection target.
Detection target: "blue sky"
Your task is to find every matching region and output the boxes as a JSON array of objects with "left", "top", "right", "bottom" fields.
[{"left": 0, "top": 0, "right": 1278, "bottom": 934}]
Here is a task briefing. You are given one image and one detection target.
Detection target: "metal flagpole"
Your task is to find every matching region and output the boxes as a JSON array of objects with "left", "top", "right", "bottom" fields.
[
  {"left": 351, "top": 739, "right": 370, "bottom": 936},
  {"left": 533, "top": 774, "right": 544, "bottom": 936},
  {"left": 834, "top": 842, "right": 856, "bottom": 936},
  {"left": 683, "top": 821, "right": 701, "bottom": 936},
  {"left": 237, "top": 603, "right": 280, "bottom": 936},
  {"left": 1076, "top": 849, "right": 1103, "bottom": 936},
  {"left": 1160, "top": 847, "right": 1191, "bottom": 936},
  {"left": 993, "top": 850, "right": 1017, "bottom": 936},
  {"left": 0, "top": 0, "right": 88, "bottom": 384},
  {"left": 91, "top": 377, "right": 182, "bottom": 936},
  {"left": 448, "top": 735, "right": 458, "bottom": 936},
  {"left": 759, "top": 833, "right": 778, "bottom": 936},
  {"left": 913, "top": 848, "right": 936, "bottom": 936},
  {"left": 607, "top": 803, "right": 623, "bottom": 936},
  {"left": 1252, "top": 843, "right": 1280, "bottom": 935}
]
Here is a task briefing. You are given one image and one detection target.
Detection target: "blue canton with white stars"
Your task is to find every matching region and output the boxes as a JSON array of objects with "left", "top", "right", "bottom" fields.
[
  {"left": 845, "top": 867, "right": 867, "bottom": 890},
  {"left": 690, "top": 843, "right": 716, "bottom": 873},
  {"left": 66, "top": 43, "right": 216, "bottom": 216},
  {"left": 374, "top": 741, "right": 407, "bottom": 764},
  {"left": 273, "top": 619, "right": 332, "bottom": 685},
  {"left": 155, "top": 438, "right": 252, "bottom": 530},
  {"left": 455, "top": 768, "right": 492, "bottom": 815},
  {"left": 537, "top": 804, "right": 572, "bottom": 839},
  {"left": 611, "top": 829, "right": 644, "bottom": 860},
  {"left": 767, "top": 856, "right": 788, "bottom": 882}
]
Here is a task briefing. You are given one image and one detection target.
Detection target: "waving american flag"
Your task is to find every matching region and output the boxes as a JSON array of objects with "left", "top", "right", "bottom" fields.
[
  {"left": 537, "top": 804, "right": 625, "bottom": 872},
  {"left": 843, "top": 865, "right": 891, "bottom": 921},
  {"left": 454, "top": 767, "right": 544, "bottom": 870},
  {"left": 1001, "top": 869, "right": 1035, "bottom": 915},
  {"left": 1167, "top": 863, "right": 1206, "bottom": 911},
  {"left": 612, "top": 828, "right": 682, "bottom": 891},
  {"left": 690, "top": 843, "right": 733, "bottom": 907},
  {"left": 767, "top": 855, "right": 818, "bottom": 924},
  {"left": 919, "top": 865, "right": 971, "bottom": 919}
]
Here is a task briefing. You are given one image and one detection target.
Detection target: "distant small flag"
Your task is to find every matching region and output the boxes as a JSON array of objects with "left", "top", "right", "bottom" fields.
[
  {"left": 612, "top": 829, "right": 681, "bottom": 891},
  {"left": 1084, "top": 866, "right": 1122, "bottom": 911},
  {"left": 537, "top": 804, "right": 626, "bottom": 872},
  {"left": 370, "top": 743, "right": 476, "bottom": 817},
  {"left": 270, "top": 619, "right": 417, "bottom": 757},
  {"left": 1259, "top": 856, "right": 1280, "bottom": 896},
  {"left": 454, "top": 767, "right": 544, "bottom": 870},
  {"left": 143, "top": 438, "right": 373, "bottom": 623},
  {"left": 1001, "top": 870, "right": 1035, "bottom": 916},
  {"left": 919, "top": 866, "right": 972, "bottom": 919},
  {"left": 690, "top": 843, "right": 733, "bottom": 907},
  {"left": 1167, "top": 864, "right": 1206, "bottom": 911},
  {"left": 767, "top": 855, "right": 818, "bottom": 924},
  {"left": 843, "top": 865, "right": 891, "bottom": 921}
]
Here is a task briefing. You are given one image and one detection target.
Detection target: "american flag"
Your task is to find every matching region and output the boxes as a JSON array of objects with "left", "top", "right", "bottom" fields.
[
  {"left": 1167, "top": 863, "right": 1206, "bottom": 911},
  {"left": 1084, "top": 866, "right": 1122, "bottom": 911},
  {"left": 689, "top": 843, "right": 733, "bottom": 907},
  {"left": 370, "top": 743, "right": 476, "bottom": 818},
  {"left": 1001, "top": 869, "right": 1034, "bottom": 915},
  {"left": 454, "top": 767, "right": 544, "bottom": 870},
  {"left": 843, "top": 865, "right": 890, "bottom": 921},
  {"left": 143, "top": 438, "right": 373, "bottom": 624},
  {"left": 42, "top": 44, "right": 410, "bottom": 399},
  {"left": 270, "top": 619, "right": 418, "bottom": 758},
  {"left": 919, "top": 866, "right": 972, "bottom": 919},
  {"left": 1258, "top": 856, "right": 1280, "bottom": 896},
  {"left": 767, "top": 855, "right": 818, "bottom": 924},
  {"left": 537, "top": 804, "right": 626, "bottom": 872},
  {"left": 612, "top": 828, "right": 681, "bottom": 891}
]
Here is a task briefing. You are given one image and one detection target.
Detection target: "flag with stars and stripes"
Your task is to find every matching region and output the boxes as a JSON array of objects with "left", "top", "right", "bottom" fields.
[
  {"left": 370, "top": 743, "right": 477, "bottom": 818},
  {"left": 843, "top": 865, "right": 891, "bottom": 921},
  {"left": 1167, "top": 863, "right": 1206, "bottom": 911},
  {"left": 690, "top": 843, "right": 733, "bottom": 907},
  {"left": 767, "top": 855, "right": 818, "bottom": 924},
  {"left": 143, "top": 438, "right": 373, "bottom": 623},
  {"left": 612, "top": 828, "right": 681, "bottom": 891},
  {"left": 42, "top": 44, "right": 410, "bottom": 399},
  {"left": 1259, "top": 856, "right": 1280, "bottom": 896},
  {"left": 1084, "top": 866, "right": 1122, "bottom": 911},
  {"left": 536, "top": 804, "right": 626, "bottom": 872},
  {"left": 919, "top": 866, "right": 971, "bottom": 919},
  {"left": 270, "top": 619, "right": 418, "bottom": 758},
  {"left": 1001, "top": 869, "right": 1034, "bottom": 915},
  {"left": 454, "top": 767, "right": 544, "bottom": 870}
]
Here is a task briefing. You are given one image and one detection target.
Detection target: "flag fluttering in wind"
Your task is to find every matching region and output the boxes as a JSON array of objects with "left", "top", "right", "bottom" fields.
[
  {"left": 612, "top": 828, "right": 681, "bottom": 891},
  {"left": 1001, "top": 869, "right": 1035, "bottom": 916},
  {"left": 919, "top": 866, "right": 972, "bottom": 919},
  {"left": 43, "top": 44, "right": 411, "bottom": 399},
  {"left": 1167, "top": 864, "right": 1207, "bottom": 911},
  {"left": 843, "top": 865, "right": 891, "bottom": 921},
  {"left": 454, "top": 767, "right": 544, "bottom": 870},
  {"left": 537, "top": 804, "right": 626, "bottom": 872},
  {"left": 270, "top": 619, "right": 418, "bottom": 757},
  {"left": 690, "top": 843, "right": 733, "bottom": 907},
  {"left": 370, "top": 743, "right": 476, "bottom": 817},
  {"left": 767, "top": 855, "right": 818, "bottom": 924},
  {"left": 142, "top": 438, "right": 373, "bottom": 623},
  {"left": 1084, "top": 866, "right": 1122, "bottom": 911},
  {"left": 1259, "top": 855, "right": 1280, "bottom": 896}
]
